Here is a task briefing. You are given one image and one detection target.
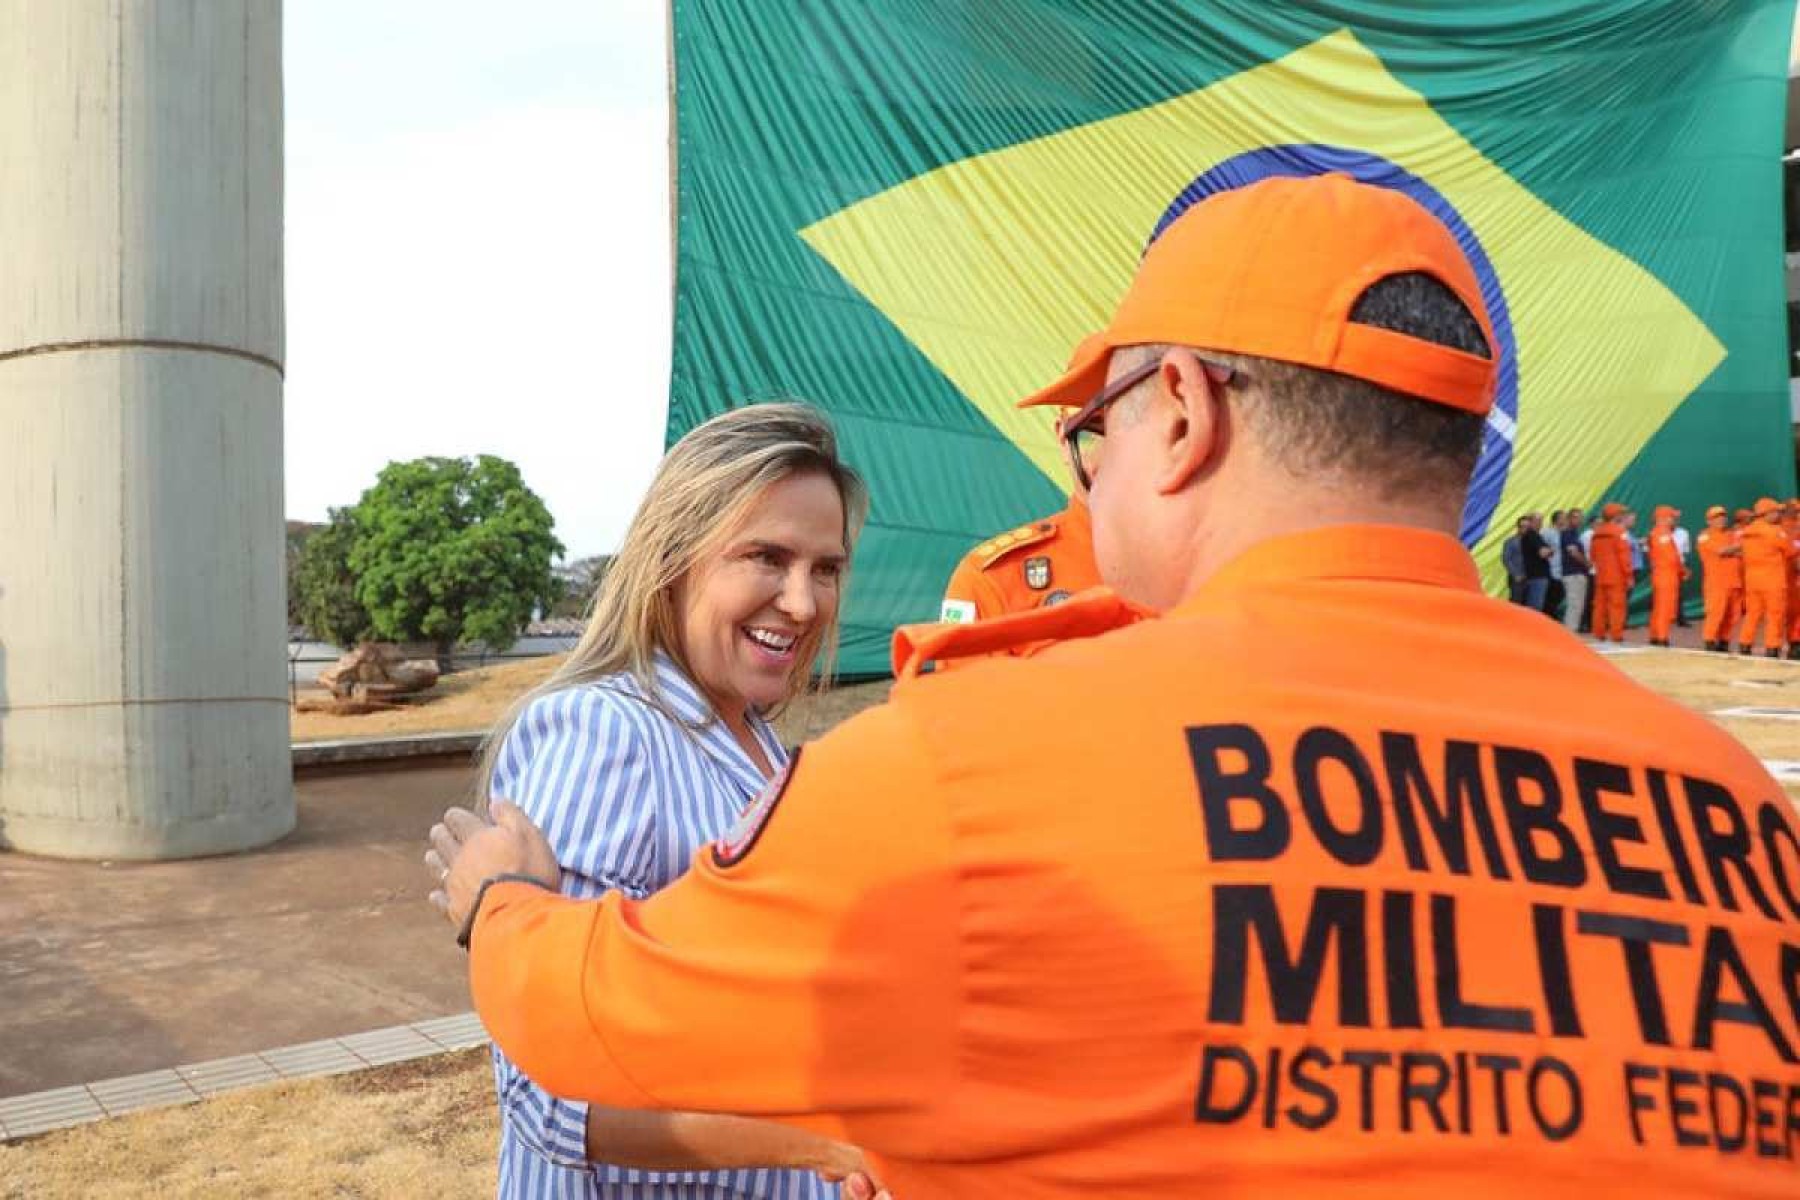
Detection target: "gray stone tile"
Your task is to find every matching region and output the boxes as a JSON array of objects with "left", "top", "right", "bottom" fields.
[
  {"left": 412, "top": 1012, "right": 487, "bottom": 1050},
  {"left": 259, "top": 1039, "right": 365, "bottom": 1079},
  {"left": 176, "top": 1054, "right": 279, "bottom": 1097},
  {"left": 5, "top": 1108, "right": 99, "bottom": 1139},
  {"left": 88, "top": 1070, "right": 199, "bottom": 1117},
  {"left": 339, "top": 1026, "right": 438, "bottom": 1067},
  {"left": 0, "top": 1086, "right": 102, "bottom": 1126}
]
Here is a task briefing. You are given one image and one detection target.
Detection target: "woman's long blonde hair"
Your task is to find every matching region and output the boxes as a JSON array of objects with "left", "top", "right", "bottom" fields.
[{"left": 476, "top": 402, "right": 868, "bottom": 801}]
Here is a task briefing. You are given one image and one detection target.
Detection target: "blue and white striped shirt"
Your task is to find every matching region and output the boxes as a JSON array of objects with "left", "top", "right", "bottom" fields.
[{"left": 487, "top": 652, "right": 839, "bottom": 1200}]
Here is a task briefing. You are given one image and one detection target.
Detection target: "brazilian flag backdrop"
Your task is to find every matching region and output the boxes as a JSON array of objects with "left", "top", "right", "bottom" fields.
[{"left": 667, "top": 1, "right": 1797, "bottom": 677}]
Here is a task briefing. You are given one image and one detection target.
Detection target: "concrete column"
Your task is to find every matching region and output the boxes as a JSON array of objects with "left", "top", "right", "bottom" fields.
[{"left": 0, "top": 1, "right": 292, "bottom": 859}]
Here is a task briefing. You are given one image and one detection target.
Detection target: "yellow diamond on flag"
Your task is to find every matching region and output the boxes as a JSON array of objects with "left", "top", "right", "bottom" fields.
[{"left": 799, "top": 28, "right": 1724, "bottom": 573}]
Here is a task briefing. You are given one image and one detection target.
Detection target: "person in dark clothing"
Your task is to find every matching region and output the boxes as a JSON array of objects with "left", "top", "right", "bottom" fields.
[
  {"left": 1519, "top": 512, "right": 1553, "bottom": 612},
  {"left": 1558, "top": 507, "right": 1590, "bottom": 633}
]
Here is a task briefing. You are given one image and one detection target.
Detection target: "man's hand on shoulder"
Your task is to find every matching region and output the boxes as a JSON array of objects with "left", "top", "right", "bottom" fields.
[{"left": 425, "top": 800, "right": 561, "bottom": 937}]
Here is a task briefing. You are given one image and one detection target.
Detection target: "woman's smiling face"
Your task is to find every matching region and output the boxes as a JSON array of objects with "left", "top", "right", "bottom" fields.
[{"left": 677, "top": 469, "right": 848, "bottom": 720}]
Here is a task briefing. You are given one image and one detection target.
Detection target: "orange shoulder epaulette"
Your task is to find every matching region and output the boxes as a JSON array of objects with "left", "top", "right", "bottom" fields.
[
  {"left": 890, "top": 588, "right": 1148, "bottom": 679},
  {"left": 970, "top": 519, "right": 1059, "bottom": 571}
]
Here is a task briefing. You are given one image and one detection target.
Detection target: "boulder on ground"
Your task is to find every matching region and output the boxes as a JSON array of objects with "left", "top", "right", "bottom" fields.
[{"left": 313, "top": 642, "right": 441, "bottom": 703}]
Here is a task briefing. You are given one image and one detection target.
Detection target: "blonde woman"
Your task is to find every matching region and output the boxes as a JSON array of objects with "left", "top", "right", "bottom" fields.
[{"left": 478, "top": 404, "right": 873, "bottom": 1199}]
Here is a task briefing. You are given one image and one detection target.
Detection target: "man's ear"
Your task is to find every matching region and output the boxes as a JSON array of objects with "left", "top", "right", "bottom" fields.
[{"left": 1149, "top": 348, "right": 1230, "bottom": 496}]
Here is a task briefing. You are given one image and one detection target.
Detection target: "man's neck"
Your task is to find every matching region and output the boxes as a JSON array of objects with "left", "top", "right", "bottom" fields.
[{"left": 1167, "top": 480, "right": 1460, "bottom": 608}]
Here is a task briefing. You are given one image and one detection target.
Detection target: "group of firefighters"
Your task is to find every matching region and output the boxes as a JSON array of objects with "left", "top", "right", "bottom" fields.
[
  {"left": 1595, "top": 497, "right": 1800, "bottom": 656},
  {"left": 940, "top": 492, "right": 1800, "bottom": 660}
]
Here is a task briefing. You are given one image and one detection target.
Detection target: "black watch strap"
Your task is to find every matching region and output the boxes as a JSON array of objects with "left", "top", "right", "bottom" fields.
[{"left": 457, "top": 872, "right": 555, "bottom": 951}]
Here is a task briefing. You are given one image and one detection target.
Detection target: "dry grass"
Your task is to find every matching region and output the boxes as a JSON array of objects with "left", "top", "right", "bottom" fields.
[
  {"left": 289, "top": 657, "right": 565, "bottom": 742},
  {"left": 1606, "top": 649, "right": 1800, "bottom": 764},
  {"left": 290, "top": 653, "right": 892, "bottom": 746},
  {"left": 0, "top": 1049, "right": 495, "bottom": 1200}
]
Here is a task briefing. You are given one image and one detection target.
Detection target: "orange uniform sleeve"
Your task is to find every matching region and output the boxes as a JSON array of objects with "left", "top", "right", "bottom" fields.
[{"left": 468, "top": 701, "right": 964, "bottom": 1157}]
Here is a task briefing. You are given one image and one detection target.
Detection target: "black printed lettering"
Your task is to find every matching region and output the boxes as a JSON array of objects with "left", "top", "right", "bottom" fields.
[
  {"left": 1532, "top": 904, "right": 1584, "bottom": 1037},
  {"left": 1709, "top": 1072, "right": 1750, "bottom": 1153},
  {"left": 1645, "top": 768, "right": 1705, "bottom": 905},
  {"left": 1760, "top": 801, "right": 1800, "bottom": 921},
  {"left": 1475, "top": 1054, "right": 1522, "bottom": 1136},
  {"left": 1195, "top": 1044, "right": 1257, "bottom": 1124},
  {"left": 1666, "top": 1067, "right": 1708, "bottom": 1148},
  {"left": 1294, "top": 727, "right": 1384, "bottom": 866},
  {"left": 1343, "top": 1050, "right": 1392, "bottom": 1133},
  {"left": 1527, "top": 1057, "right": 1583, "bottom": 1142},
  {"left": 1381, "top": 891, "right": 1423, "bottom": 1029},
  {"left": 1691, "top": 925, "right": 1798, "bottom": 1064},
  {"left": 1433, "top": 893, "right": 1533, "bottom": 1033},
  {"left": 1752, "top": 1078, "right": 1782, "bottom": 1158},
  {"left": 1380, "top": 733, "right": 1511, "bottom": 878},
  {"left": 1400, "top": 1052, "right": 1452, "bottom": 1133},
  {"left": 1261, "top": 1047, "right": 1283, "bottom": 1129},
  {"left": 1189, "top": 725, "right": 1290, "bottom": 862},
  {"left": 1209, "top": 885, "right": 1370, "bottom": 1027},
  {"left": 1684, "top": 776, "right": 1780, "bottom": 918},
  {"left": 1575, "top": 910, "right": 1688, "bottom": 1046},
  {"left": 1494, "top": 746, "right": 1586, "bottom": 888},
  {"left": 1574, "top": 758, "right": 1668, "bottom": 900},
  {"left": 1625, "top": 1062, "right": 1658, "bottom": 1145},
  {"left": 1285, "top": 1046, "right": 1339, "bottom": 1131}
]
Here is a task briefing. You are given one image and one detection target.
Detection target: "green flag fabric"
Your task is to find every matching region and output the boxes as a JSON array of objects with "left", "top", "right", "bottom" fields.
[{"left": 667, "top": 1, "right": 1797, "bottom": 676}]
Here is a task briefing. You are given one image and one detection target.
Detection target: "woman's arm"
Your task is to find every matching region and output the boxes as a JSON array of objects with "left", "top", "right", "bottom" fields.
[{"left": 583, "top": 1106, "right": 870, "bottom": 1179}]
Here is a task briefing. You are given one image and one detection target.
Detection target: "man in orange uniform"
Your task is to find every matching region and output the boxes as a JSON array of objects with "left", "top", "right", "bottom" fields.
[
  {"left": 432, "top": 176, "right": 1800, "bottom": 1199},
  {"left": 937, "top": 493, "right": 1099, "bottom": 639},
  {"left": 1697, "top": 504, "right": 1744, "bottom": 652},
  {"left": 1588, "top": 502, "right": 1634, "bottom": 642},
  {"left": 1737, "top": 497, "right": 1794, "bottom": 658},
  {"left": 1645, "top": 505, "right": 1688, "bottom": 646},
  {"left": 936, "top": 428, "right": 1103, "bottom": 669},
  {"left": 1730, "top": 508, "right": 1756, "bottom": 642}
]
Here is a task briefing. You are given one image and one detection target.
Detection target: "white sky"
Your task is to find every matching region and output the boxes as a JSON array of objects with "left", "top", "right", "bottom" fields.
[{"left": 283, "top": 0, "right": 669, "bottom": 558}]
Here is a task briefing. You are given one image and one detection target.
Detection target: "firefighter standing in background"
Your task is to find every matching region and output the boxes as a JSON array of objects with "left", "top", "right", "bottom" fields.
[
  {"left": 1735, "top": 496, "right": 1794, "bottom": 658},
  {"left": 1645, "top": 504, "right": 1688, "bottom": 646},
  {"left": 1588, "top": 503, "right": 1634, "bottom": 642},
  {"left": 1696, "top": 504, "right": 1743, "bottom": 653}
]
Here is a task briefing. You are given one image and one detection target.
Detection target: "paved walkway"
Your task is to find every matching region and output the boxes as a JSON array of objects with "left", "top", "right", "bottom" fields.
[{"left": 0, "top": 761, "right": 476, "bottom": 1101}]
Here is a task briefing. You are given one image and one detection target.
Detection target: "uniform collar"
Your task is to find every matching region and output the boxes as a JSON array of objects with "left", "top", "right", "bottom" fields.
[
  {"left": 649, "top": 649, "right": 783, "bottom": 792},
  {"left": 1173, "top": 524, "right": 1481, "bottom": 617}
]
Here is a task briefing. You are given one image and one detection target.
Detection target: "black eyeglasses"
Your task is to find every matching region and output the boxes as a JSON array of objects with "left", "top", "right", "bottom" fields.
[{"left": 1059, "top": 355, "right": 1238, "bottom": 492}]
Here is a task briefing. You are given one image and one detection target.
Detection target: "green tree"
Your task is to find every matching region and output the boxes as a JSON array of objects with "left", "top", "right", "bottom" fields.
[
  {"left": 292, "top": 508, "right": 374, "bottom": 646},
  {"left": 348, "top": 455, "right": 563, "bottom": 661},
  {"left": 284, "top": 519, "right": 324, "bottom": 628}
]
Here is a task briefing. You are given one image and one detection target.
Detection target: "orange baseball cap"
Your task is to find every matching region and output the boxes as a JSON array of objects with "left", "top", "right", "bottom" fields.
[
  {"left": 1706, "top": 505, "right": 1726, "bottom": 519},
  {"left": 1018, "top": 173, "right": 1498, "bottom": 415},
  {"left": 1602, "top": 503, "right": 1625, "bottom": 519},
  {"left": 1736, "top": 508, "right": 1754, "bottom": 521},
  {"left": 1653, "top": 504, "right": 1678, "bottom": 521},
  {"left": 1754, "top": 497, "right": 1780, "bottom": 516}
]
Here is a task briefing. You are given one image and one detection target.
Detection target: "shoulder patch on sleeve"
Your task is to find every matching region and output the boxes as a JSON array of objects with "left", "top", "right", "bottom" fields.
[
  {"left": 940, "top": 598, "right": 977, "bottom": 624},
  {"left": 713, "top": 750, "right": 800, "bottom": 869}
]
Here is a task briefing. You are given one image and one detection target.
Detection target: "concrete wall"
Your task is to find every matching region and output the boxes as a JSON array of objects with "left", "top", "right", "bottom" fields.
[{"left": 0, "top": 1, "right": 291, "bottom": 858}]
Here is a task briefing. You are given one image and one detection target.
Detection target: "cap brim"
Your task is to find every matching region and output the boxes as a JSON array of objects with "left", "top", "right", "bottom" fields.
[{"left": 1017, "top": 334, "right": 1112, "bottom": 409}]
